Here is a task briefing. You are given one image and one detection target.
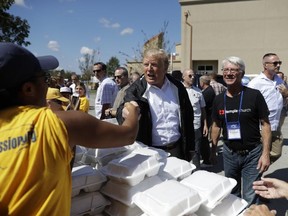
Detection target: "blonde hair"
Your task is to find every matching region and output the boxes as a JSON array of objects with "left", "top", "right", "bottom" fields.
[{"left": 143, "top": 48, "right": 169, "bottom": 71}]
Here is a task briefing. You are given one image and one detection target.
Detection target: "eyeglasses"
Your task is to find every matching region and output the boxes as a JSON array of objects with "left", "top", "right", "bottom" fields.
[
  {"left": 265, "top": 61, "right": 282, "bottom": 67},
  {"left": 188, "top": 75, "right": 195, "bottom": 78},
  {"left": 93, "top": 69, "right": 102, "bottom": 73},
  {"left": 114, "top": 75, "right": 123, "bottom": 79},
  {"left": 222, "top": 68, "right": 240, "bottom": 74}
]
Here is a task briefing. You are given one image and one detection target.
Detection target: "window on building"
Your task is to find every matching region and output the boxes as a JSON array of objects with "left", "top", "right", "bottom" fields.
[{"left": 197, "top": 65, "right": 214, "bottom": 75}]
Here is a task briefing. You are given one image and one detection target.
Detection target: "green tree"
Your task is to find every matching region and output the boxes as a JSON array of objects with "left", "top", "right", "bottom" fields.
[
  {"left": 78, "top": 49, "right": 98, "bottom": 81},
  {"left": 106, "top": 57, "right": 120, "bottom": 77},
  {"left": 0, "top": 0, "right": 31, "bottom": 46}
]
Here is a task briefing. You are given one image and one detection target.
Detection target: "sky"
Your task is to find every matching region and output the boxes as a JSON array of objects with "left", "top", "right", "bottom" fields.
[{"left": 9, "top": 0, "right": 182, "bottom": 74}]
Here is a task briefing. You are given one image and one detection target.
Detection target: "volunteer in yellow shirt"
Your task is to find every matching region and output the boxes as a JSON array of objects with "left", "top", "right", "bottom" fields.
[
  {"left": 0, "top": 42, "right": 139, "bottom": 216},
  {"left": 75, "top": 82, "right": 89, "bottom": 113}
]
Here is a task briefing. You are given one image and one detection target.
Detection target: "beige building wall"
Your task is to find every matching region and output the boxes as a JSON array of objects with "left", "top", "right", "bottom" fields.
[{"left": 179, "top": 0, "right": 288, "bottom": 75}]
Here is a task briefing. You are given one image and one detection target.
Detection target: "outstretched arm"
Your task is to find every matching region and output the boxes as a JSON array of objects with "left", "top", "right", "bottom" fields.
[
  {"left": 243, "top": 204, "right": 276, "bottom": 216},
  {"left": 56, "top": 101, "right": 140, "bottom": 149},
  {"left": 253, "top": 177, "right": 288, "bottom": 200}
]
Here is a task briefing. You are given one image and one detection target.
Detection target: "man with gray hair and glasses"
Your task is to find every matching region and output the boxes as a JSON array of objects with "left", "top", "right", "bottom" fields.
[{"left": 210, "top": 56, "right": 271, "bottom": 206}]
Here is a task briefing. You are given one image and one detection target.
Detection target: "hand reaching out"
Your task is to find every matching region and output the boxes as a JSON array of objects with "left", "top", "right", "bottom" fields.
[
  {"left": 122, "top": 101, "right": 141, "bottom": 120},
  {"left": 243, "top": 204, "right": 276, "bottom": 216},
  {"left": 253, "top": 177, "right": 288, "bottom": 200}
]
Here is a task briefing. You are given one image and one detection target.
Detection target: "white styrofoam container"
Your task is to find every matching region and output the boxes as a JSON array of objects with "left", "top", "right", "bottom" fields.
[
  {"left": 78, "top": 146, "right": 128, "bottom": 167},
  {"left": 133, "top": 180, "right": 204, "bottom": 216},
  {"left": 195, "top": 194, "right": 248, "bottom": 216},
  {"left": 100, "top": 175, "right": 163, "bottom": 207},
  {"left": 72, "top": 165, "right": 107, "bottom": 197},
  {"left": 94, "top": 140, "right": 151, "bottom": 159},
  {"left": 94, "top": 142, "right": 167, "bottom": 167},
  {"left": 79, "top": 153, "right": 98, "bottom": 167},
  {"left": 93, "top": 142, "right": 148, "bottom": 169},
  {"left": 71, "top": 191, "right": 110, "bottom": 216},
  {"left": 104, "top": 198, "right": 143, "bottom": 216},
  {"left": 74, "top": 145, "right": 87, "bottom": 162},
  {"left": 180, "top": 170, "right": 237, "bottom": 211},
  {"left": 158, "top": 157, "right": 196, "bottom": 181},
  {"left": 94, "top": 147, "right": 128, "bottom": 162},
  {"left": 101, "top": 153, "right": 162, "bottom": 186},
  {"left": 101, "top": 118, "right": 119, "bottom": 125},
  {"left": 132, "top": 146, "right": 169, "bottom": 160}
]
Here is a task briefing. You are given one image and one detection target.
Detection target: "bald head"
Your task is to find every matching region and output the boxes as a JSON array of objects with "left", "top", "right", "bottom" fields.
[{"left": 182, "top": 69, "right": 195, "bottom": 87}]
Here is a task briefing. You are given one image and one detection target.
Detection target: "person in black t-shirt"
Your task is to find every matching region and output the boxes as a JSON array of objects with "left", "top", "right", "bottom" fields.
[
  {"left": 199, "top": 75, "right": 216, "bottom": 165},
  {"left": 210, "top": 56, "right": 271, "bottom": 207}
]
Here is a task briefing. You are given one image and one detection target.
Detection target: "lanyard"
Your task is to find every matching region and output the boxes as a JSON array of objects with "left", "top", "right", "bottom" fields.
[{"left": 224, "top": 90, "right": 243, "bottom": 125}]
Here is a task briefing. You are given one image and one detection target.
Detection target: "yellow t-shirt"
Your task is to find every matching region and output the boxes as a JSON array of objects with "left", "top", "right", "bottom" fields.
[
  {"left": 79, "top": 96, "right": 89, "bottom": 113},
  {"left": 0, "top": 106, "right": 73, "bottom": 216}
]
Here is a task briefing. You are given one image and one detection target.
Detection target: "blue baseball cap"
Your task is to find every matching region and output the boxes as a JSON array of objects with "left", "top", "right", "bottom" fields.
[{"left": 0, "top": 42, "right": 59, "bottom": 90}]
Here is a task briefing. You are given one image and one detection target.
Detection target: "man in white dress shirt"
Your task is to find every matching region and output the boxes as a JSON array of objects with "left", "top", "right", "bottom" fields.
[
  {"left": 93, "top": 62, "right": 118, "bottom": 119},
  {"left": 248, "top": 53, "right": 287, "bottom": 162},
  {"left": 183, "top": 69, "right": 208, "bottom": 168},
  {"left": 116, "top": 48, "right": 195, "bottom": 161}
]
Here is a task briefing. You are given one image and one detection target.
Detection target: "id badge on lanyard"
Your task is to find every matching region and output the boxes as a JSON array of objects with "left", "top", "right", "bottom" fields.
[
  {"left": 224, "top": 91, "right": 243, "bottom": 140},
  {"left": 227, "top": 122, "right": 241, "bottom": 140}
]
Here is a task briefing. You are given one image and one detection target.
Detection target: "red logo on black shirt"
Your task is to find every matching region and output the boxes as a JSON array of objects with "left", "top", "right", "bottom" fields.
[{"left": 219, "top": 110, "right": 225, "bottom": 115}]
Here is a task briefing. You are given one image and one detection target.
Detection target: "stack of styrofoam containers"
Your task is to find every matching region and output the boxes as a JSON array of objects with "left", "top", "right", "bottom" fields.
[
  {"left": 71, "top": 165, "right": 110, "bottom": 216},
  {"left": 94, "top": 142, "right": 149, "bottom": 168},
  {"left": 133, "top": 180, "right": 204, "bottom": 216},
  {"left": 132, "top": 168, "right": 247, "bottom": 216},
  {"left": 80, "top": 146, "right": 128, "bottom": 168},
  {"left": 101, "top": 147, "right": 167, "bottom": 186},
  {"left": 102, "top": 175, "right": 164, "bottom": 216},
  {"left": 77, "top": 141, "right": 147, "bottom": 169},
  {"left": 180, "top": 170, "right": 248, "bottom": 216},
  {"left": 100, "top": 147, "right": 169, "bottom": 216}
]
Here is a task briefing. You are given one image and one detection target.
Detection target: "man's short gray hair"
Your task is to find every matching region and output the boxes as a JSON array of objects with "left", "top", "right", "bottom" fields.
[
  {"left": 199, "top": 75, "right": 211, "bottom": 85},
  {"left": 221, "top": 56, "right": 245, "bottom": 73}
]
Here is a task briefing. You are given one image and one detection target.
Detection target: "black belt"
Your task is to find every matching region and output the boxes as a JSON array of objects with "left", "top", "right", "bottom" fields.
[
  {"left": 231, "top": 149, "right": 250, "bottom": 155},
  {"left": 153, "top": 139, "right": 180, "bottom": 150},
  {"left": 225, "top": 144, "right": 259, "bottom": 155}
]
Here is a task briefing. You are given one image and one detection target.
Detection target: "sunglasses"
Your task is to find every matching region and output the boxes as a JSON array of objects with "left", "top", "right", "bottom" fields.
[
  {"left": 114, "top": 75, "right": 123, "bottom": 79},
  {"left": 265, "top": 61, "right": 282, "bottom": 67},
  {"left": 188, "top": 74, "right": 195, "bottom": 78},
  {"left": 93, "top": 69, "right": 102, "bottom": 73}
]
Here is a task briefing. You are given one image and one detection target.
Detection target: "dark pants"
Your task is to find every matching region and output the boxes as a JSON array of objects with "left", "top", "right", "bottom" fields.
[
  {"left": 201, "top": 134, "right": 210, "bottom": 163},
  {"left": 155, "top": 138, "right": 184, "bottom": 160}
]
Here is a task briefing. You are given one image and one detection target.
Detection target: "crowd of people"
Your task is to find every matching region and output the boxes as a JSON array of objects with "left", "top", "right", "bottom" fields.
[{"left": 1, "top": 41, "right": 288, "bottom": 215}]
